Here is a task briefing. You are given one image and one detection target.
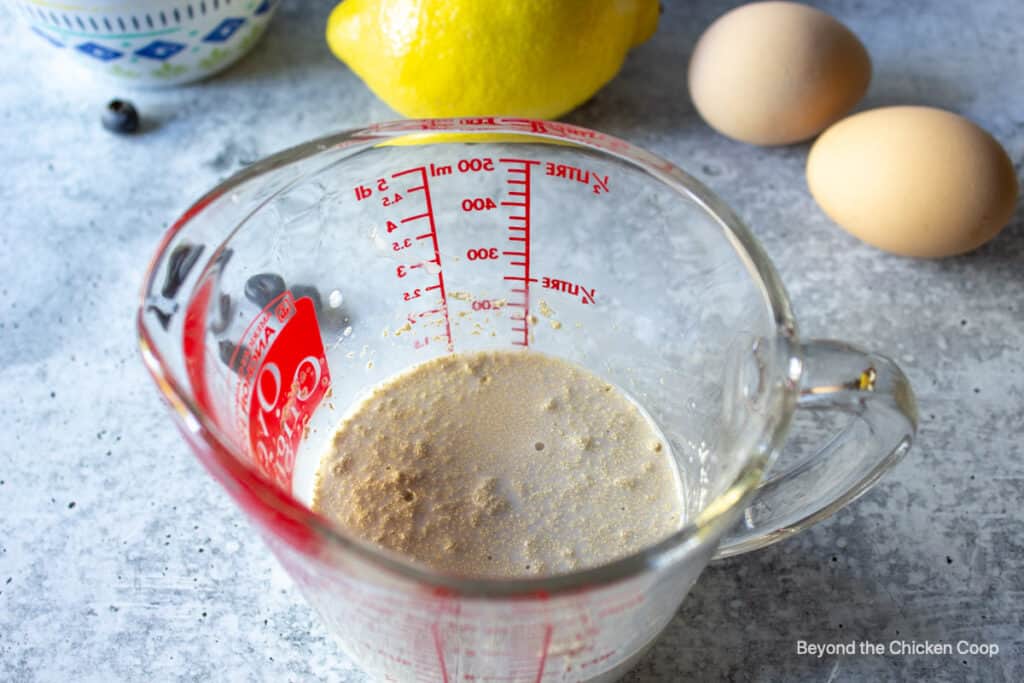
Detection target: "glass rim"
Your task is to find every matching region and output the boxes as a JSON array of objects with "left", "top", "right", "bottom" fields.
[{"left": 137, "top": 117, "right": 801, "bottom": 599}]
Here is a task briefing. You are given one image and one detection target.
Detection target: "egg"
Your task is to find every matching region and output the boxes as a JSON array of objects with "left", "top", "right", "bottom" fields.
[
  {"left": 807, "top": 107, "right": 1018, "bottom": 258},
  {"left": 687, "top": 1, "right": 871, "bottom": 146}
]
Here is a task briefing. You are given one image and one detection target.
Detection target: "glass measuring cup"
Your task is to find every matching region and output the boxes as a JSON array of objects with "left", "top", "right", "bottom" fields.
[{"left": 138, "top": 118, "right": 917, "bottom": 682}]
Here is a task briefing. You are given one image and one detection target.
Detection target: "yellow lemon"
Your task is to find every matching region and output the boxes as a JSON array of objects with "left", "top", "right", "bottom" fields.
[{"left": 326, "top": 0, "right": 659, "bottom": 119}]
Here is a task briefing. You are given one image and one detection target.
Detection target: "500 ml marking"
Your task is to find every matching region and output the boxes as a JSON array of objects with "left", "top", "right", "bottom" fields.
[{"left": 352, "top": 157, "right": 499, "bottom": 200}]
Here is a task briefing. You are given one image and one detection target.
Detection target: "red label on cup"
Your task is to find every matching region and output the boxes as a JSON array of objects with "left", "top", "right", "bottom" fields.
[
  {"left": 183, "top": 277, "right": 216, "bottom": 418},
  {"left": 233, "top": 293, "right": 330, "bottom": 490}
]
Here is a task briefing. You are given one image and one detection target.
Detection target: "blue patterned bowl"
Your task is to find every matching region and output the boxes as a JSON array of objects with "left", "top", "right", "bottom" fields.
[{"left": 11, "top": 0, "right": 279, "bottom": 86}]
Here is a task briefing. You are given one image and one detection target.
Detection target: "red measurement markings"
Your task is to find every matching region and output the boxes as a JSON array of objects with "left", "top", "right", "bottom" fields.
[
  {"left": 535, "top": 623, "right": 554, "bottom": 683},
  {"left": 430, "top": 620, "right": 450, "bottom": 683},
  {"left": 390, "top": 166, "right": 453, "bottom": 351},
  {"left": 543, "top": 161, "right": 610, "bottom": 195},
  {"left": 499, "top": 158, "right": 540, "bottom": 346},
  {"left": 541, "top": 276, "right": 596, "bottom": 304}
]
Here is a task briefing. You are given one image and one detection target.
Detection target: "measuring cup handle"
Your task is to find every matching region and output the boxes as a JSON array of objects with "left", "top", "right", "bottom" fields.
[{"left": 714, "top": 339, "right": 918, "bottom": 559}]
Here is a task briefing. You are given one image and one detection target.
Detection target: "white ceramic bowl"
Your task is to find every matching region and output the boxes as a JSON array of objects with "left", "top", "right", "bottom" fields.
[{"left": 11, "top": 0, "right": 279, "bottom": 86}]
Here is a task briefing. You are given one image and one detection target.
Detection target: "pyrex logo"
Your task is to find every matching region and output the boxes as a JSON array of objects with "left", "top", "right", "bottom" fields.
[{"left": 238, "top": 294, "right": 330, "bottom": 490}]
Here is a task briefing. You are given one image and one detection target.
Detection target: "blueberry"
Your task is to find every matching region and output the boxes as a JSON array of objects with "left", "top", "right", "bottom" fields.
[
  {"left": 290, "top": 284, "right": 322, "bottom": 313},
  {"left": 244, "top": 273, "right": 286, "bottom": 308},
  {"left": 145, "top": 303, "right": 175, "bottom": 331},
  {"left": 162, "top": 242, "right": 204, "bottom": 298},
  {"left": 218, "top": 340, "right": 246, "bottom": 373},
  {"left": 209, "top": 293, "right": 232, "bottom": 335},
  {"left": 218, "top": 339, "right": 235, "bottom": 366},
  {"left": 212, "top": 247, "right": 234, "bottom": 271},
  {"left": 102, "top": 99, "right": 140, "bottom": 134}
]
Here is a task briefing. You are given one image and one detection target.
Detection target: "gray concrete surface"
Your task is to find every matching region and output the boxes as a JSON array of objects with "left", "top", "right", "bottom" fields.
[{"left": 1, "top": 1, "right": 1021, "bottom": 681}]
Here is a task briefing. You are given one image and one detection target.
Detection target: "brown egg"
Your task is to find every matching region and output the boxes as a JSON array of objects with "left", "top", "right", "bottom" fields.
[
  {"left": 688, "top": 1, "right": 871, "bottom": 146},
  {"left": 807, "top": 107, "right": 1018, "bottom": 258}
]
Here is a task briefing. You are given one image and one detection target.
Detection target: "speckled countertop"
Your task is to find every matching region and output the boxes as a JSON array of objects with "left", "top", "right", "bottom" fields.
[{"left": 1, "top": 1, "right": 1021, "bottom": 681}]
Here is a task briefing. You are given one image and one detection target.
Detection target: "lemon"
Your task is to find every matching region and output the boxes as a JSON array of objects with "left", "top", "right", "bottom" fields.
[{"left": 326, "top": 0, "right": 659, "bottom": 119}]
